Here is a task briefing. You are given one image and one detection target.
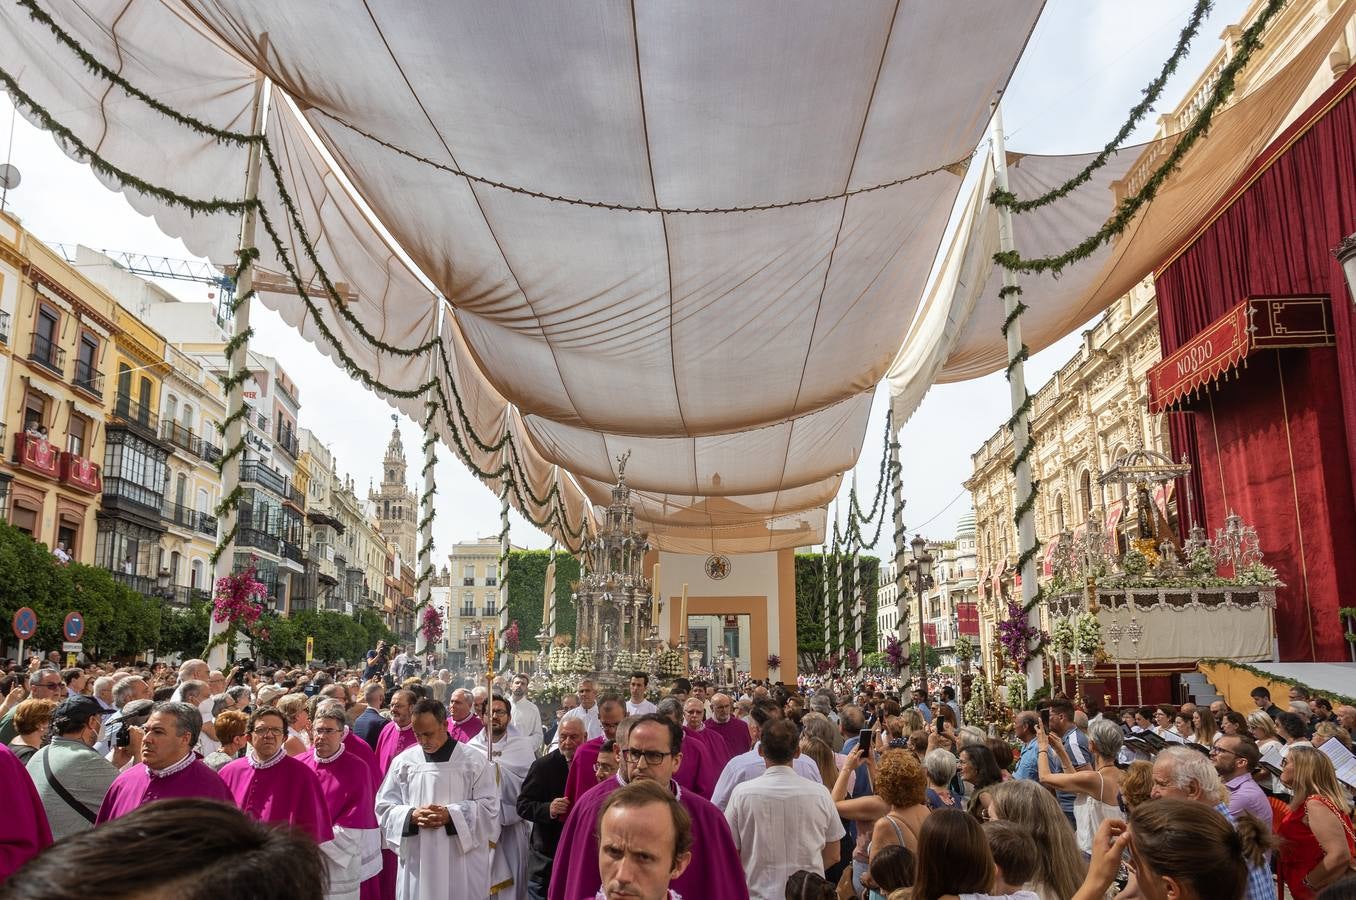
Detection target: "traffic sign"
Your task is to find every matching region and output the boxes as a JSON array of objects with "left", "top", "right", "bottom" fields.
[
  {"left": 12, "top": 607, "right": 37, "bottom": 641},
  {"left": 63, "top": 611, "right": 85, "bottom": 642},
  {"left": 62, "top": 642, "right": 83, "bottom": 653}
]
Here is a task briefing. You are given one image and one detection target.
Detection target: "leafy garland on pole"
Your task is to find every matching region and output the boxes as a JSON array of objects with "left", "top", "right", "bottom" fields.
[
  {"left": 992, "top": 0, "right": 1289, "bottom": 275},
  {"left": 989, "top": 0, "right": 1214, "bottom": 214},
  {"left": 8, "top": 0, "right": 589, "bottom": 557}
]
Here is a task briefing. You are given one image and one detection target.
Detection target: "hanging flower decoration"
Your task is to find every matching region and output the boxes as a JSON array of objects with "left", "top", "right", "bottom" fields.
[
  {"left": 996, "top": 601, "right": 1042, "bottom": 671},
  {"left": 815, "top": 658, "right": 832, "bottom": 675},
  {"left": 953, "top": 635, "right": 975, "bottom": 664},
  {"left": 766, "top": 654, "right": 781, "bottom": 671},
  {"left": 212, "top": 562, "right": 267, "bottom": 626},
  {"left": 845, "top": 649, "right": 860, "bottom": 671},
  {"left": 1005, "top": 672, "right": 1029, "bottom": 710},
  {"left": 885, "top": 635, "right": 907, "bottom": 671},
  {"left": 504, "top": 620, "right": 521, "bottom": 653},
  {"left": 420, "top": 605, "right": 444, "bottom": 645}
]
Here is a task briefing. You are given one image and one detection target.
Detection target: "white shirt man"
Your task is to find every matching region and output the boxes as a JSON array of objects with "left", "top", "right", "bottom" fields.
[
  {"left": 724, "top": 719, "right": 842, "bottom": 900},
  {"left": 377, "top": 699, "right": 500, "bottom": 900},
  {"left": 626, "top": 673, "right": 658, "bottom": 717},
  {"left": 711, "top": 737, "right": 824, "bottom": 810},
  {"left": 508, "top": 675, "right": 543, "bottom": 753},
  {"left": 558, "top": 680, "right": 603, "bottom": 742}
]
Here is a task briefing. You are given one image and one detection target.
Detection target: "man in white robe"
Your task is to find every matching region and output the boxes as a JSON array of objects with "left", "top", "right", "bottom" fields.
[
  {"left": 377, "top": 697, "right": 500, "bottom": 900},
  {"left": 509, "top": 674, "right": 543, "bottom": 752},
  {"left": 469, "top": 694, "right": 537, "bottom": 899}
]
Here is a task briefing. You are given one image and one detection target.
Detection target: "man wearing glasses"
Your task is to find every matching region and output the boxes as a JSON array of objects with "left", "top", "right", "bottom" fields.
[
  {"left": 219, "top": 706, "right": 333, "bottom": 844},
  {"left": 467, "top": 694, "right": 537, "bottom": 898},
  {"left": 547, "top": 714, "right": 749, "bottom": 900},
  {"left": 0, "top": 669, "right": 64, "bottom": 743},
  {"left": 1211, "top": 735, "right": 1272, "bottom": 829},
  {"left": 95, "top": 701, "right": 233, "bottom": 822}
]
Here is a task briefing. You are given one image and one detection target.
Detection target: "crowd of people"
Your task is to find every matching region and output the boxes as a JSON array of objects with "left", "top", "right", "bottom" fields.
[{"left": 1, "top": 646, "right": 1355, "bottom": 900}]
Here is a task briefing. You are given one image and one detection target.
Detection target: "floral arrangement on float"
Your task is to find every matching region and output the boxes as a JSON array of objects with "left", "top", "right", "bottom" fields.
[
  {"left": 1004, "top": 672, "right": 1028, "bottom": 710},
  {"left": 657, "top": 648, "right": 684, "bottom": 678},
  {"left": 571, "top": 647, "right": 595, "bottom": 674},
  {"left": 547, "top": 636, "right": 575, "bottom": 674}
]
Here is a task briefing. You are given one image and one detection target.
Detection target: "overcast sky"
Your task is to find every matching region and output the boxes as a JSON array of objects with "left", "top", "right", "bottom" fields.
[{"left": 0, "top": 0, "right": 1249, "bottom": 562}]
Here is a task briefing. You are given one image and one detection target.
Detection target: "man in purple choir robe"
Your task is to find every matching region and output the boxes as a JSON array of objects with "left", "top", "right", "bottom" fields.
[
  {"left": 704, "top": 692, "right": 753, "bottom": 765},
  {"left": 306, "top": 705, "right": 383, "bottom": 900},
  {"left": 548, "top": 714, "right": 749, "bottom": 900},
  {"left": 596, "top": 780, "right": 693, "bottom": 900},
  {"left": 220, "top": 706, "right": 333, "bottom": 845},
  {"left": 563, "top": 696, "right": 625, "bottom": 804},
  {"left": 447, "top": 688, "right": 484, "bottom": 743},
  {"left": 96, "top": 701, "right": 233, "bottom": 824},
  {"left": 0, "top": 742, "right": 52, "bottom": 881},
  {"left": 377, "top": 690, "right": 418, "bottom": 775},
  {"left": 656, "top": 698, "right": 718, "bottom": 799}
]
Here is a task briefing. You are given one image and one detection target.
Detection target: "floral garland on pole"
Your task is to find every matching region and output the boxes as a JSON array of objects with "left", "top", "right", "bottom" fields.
[
  {"left": 504, "top": 621, "right": 521, "bottom": 654},
  {"left": 204, "top": 562, "right": 267, "bottom": 660},
  {"left": 885, "top": 635, "right": 907, "bottom": 672}
]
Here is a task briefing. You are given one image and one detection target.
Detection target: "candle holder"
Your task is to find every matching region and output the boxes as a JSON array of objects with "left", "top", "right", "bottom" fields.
[{"left": 534, "top": 627, "right": 551, "bottom": 682}]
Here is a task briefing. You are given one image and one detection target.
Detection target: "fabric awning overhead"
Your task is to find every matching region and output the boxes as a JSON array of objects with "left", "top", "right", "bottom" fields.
[{"left": 0, "top": 0, "right": 1045, "bottom": 549}]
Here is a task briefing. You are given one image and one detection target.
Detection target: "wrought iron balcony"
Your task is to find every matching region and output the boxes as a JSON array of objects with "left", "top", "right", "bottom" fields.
[
  {"left": 277, "top": 428, "right": 299, "bottom": 459},
  {"left": 159, "top": 419, "right": 203, "bottom": 458},
  {"left": 282, "top": 540, "right": 304, "bottom": 563},
  {"left": 460, "top": 606, "right": 476, "bottom": 617},
  {"left": 28, "top": 334, "right": 65, "bottom": 375},
  {"left": 239, "top": 460, "right": 288, "bottom": 495},
  {"left": 237, "top": 526, "right": 281, "bottom": 556},
  {"left": 196, "top": 511, "right": 218, "bottom": 538},
  {"left": 462, "top": 577, "right": 476, "bottom": 586},
  {"left": 162, "top": 498, "right": 197, "bottom": 530},
  {"left": 112, "top": 393, "right": 158, "bottom": 439},
  {"left": 285, "top": 483, "right": 305, "bottom": 508},
  {"left": 72, "top": 359, "right": 103, "bottom": 398},
  {"left": 101, "top": 475, "right": 163, "bottom": 516},
  {"left": 481, "top": 607, "right": 497, "bottom": 617}
]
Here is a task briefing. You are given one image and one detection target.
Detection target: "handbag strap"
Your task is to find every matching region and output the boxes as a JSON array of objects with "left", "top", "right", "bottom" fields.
[{"left": 42, "top": 748, "right": 97, "bottom": 823}]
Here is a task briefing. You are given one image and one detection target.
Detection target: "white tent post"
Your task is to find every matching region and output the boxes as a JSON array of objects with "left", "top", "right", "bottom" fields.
[
  {"left": 208, "top": 63, "right": 269, "bottom": 670},
  {"left": 497, "top": 482, "right": 510, "bottom": 668},
  {"left": 991, "top": 106, "right": 1045, "bottom": 697},
  {"left": 415, "top": 356, "right": 437, "bottom": 657}
]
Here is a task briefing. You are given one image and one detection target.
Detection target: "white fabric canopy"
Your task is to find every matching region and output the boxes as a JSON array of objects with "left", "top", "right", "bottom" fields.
[
  {"left": 2, "top": 0, "right": 1048, "bottom": 548},
  {"left": 887, "top": 4, "right": 1355, "bottom": 425}
]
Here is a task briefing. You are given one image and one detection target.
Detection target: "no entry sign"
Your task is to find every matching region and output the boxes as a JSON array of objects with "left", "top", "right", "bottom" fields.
[
  {"left": 12, "top": 607, "right": 37, "bottom": 641},
  {"left": 63, "top": 611, "right": 85, "bottom": 642}
]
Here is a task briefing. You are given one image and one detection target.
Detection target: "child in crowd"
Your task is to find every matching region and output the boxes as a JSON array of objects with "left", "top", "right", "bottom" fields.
[{"left": 980, "top": 820, "right": 1041, "bottom": 900}]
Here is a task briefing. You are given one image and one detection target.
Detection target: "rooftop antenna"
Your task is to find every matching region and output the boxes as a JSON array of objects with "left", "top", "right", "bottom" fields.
[{"left": 0, "top": 103, "right": 19, "bottom": 214}]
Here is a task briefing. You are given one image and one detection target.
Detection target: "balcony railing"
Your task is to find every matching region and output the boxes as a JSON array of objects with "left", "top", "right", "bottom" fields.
[
  {"left": 481, "top": 607, "right": 498, "bottom": 617},
  {"left": 285, "top": 483, "right": 305, "bottom": 508},
  {"left": 72, "top": 359, "right": 103, "bottom": 398},
  {"left": 101, "top": 475, "right": 163, "bottom": 513},
  {"left": 237, "top": 526, "right": 281, "bottom": 556},
  {"left": 282, "top": 541, "right": 304, "bottom": 563},
  {"left": 277, "top": 428, "right": 299, "bottom": 459},
  {"left": 12, "top": 432, "right": 59, "bottom": 479},
  {"left": 58, "top": 451, "right": 102, "bottom": 494},
  {"left": 112, "top": 393, "right": 156, "bottom": 433},
  {"left": 462, "top": 577, "right": 475, "bottom": 586},
  {"left": 196, "top": 511, "right": 218, "bottom": 538},
  {"left": 0, "top": 309, "right": 9, "bottom": 344},
  {"left": 159, "top": 419, "right": 203, "bottom": 458},
  {"left": 485, "top": 576, "right": 497, "bottom": 586},
  {"left": 239, "top": 460, "right": 288, "bottom": 495},
  {"left": 162, "top": 498, "right": 197, "bottom": 530},
  {"left": 28, "top": 334, "right": 65, "bottom": 375}
]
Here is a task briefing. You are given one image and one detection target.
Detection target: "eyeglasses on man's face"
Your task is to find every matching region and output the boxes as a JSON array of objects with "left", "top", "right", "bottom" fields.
[
  {"left": 623, "top": 747, "right": 674, "bottom": 765},
  {"left": 252, "top": 726, "right": 285, "bottom": 737}
]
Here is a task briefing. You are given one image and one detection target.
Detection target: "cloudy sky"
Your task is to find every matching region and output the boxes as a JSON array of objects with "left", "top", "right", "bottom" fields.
[{"left": 0, "top": 0, "right": 1249, "bottom": 563}]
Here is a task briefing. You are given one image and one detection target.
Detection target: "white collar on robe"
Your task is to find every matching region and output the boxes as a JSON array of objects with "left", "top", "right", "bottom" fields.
[
  {"left": 248, "top": 746, "right": 287, "bottom": 769},
  {"left": 314, "top": 742, "right": 346, "bottom": 765},
  {"left": 148, "top": 752, "right": 195, "bottom": 778}
]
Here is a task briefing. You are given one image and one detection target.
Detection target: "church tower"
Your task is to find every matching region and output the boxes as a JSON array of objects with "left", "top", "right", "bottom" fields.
[{"left": 370, "top": 415, "right": 418, "bottom": 561}]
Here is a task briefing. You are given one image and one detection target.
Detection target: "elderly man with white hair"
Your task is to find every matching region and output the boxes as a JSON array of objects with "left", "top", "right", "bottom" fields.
[
  {"left": 1151, "top": 745, "right": 1276, "bottom": 900},
  {"left": 92, "top": 676, "right": 117, "bottom": 713}
]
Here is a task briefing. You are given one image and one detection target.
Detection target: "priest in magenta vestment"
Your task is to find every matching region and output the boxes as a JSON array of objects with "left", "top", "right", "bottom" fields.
[
  {"left": 219, "top": 707, "right": 334, "bottom": 845},
  {"left": 0, "top": 742, "right": 52, "bottom": 881},
  {"left": 96, "top": 702, "right": 233, "bottom": 824}
]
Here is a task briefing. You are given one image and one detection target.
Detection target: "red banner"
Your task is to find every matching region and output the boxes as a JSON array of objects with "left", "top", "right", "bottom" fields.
[
  {"left": 14, "top": 432, "right": 59, "bottom": 479},
  {"left": 1148, "top": 295, "right": 1334, "bottom": 413},
  {"left": 59, "top": 452, "right": 102, "bottom": 495},
  {"left": 922, "top": 622, "right": 937, "bottom": 645},
  {"left": 956, "top": 601, "right": 980, "bottom": 636}
]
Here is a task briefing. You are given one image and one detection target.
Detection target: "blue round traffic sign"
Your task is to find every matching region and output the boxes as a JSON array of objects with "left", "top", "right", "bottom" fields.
[
  {"left": 12, "top": 607, "right": 37, "bottom": 641},
  {"left": 63, "top": 611, "right": 84, "bottom": 642}
]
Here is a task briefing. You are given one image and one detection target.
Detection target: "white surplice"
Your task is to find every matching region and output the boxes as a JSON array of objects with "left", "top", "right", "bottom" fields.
[
  {"left": 468, "top": 729, "right": 537, "bottom": 899},
  {"left": 376, "top": 741, "right": 500, "bottom": 900}
]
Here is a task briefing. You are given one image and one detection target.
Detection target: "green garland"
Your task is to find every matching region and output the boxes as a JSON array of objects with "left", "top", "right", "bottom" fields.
[
  {"left": 994, "top": 0, "right": 1289, "bottom": 275},
  {"left": 6, "top": 3, "right": 589, "bottom": 550},
  {"left": 990, "top": 0, "right": 1214, "bottom": 214},
  {"left": 1200, "top": 658, "right": 1356, "bottom": 707}
]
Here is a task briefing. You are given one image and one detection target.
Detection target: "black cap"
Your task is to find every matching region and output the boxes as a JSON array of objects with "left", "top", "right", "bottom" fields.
[{"left": 52, "top": 695, "right": 106, "bottom": 733}]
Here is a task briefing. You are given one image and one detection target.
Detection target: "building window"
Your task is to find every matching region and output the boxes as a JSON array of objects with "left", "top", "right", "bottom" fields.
[
  {"left": 1079, "top": 471, "right": 1093, "bottom": 520},
  {"left": 95, "top": 517, "right": 161, "bottom": 574},
  {"left": 182, "top": 404, "right": 194, "bottom": 429},
  {"left": 103, "top": 429, "right": 169, "bottom": 510},
  {"left": 66, "top": 414, "right": 89, "bottom": 457},
  {"left": 117, "top": 363, "right": 132, "bottom": 398},
  {"left": 165, "top": 394, "right": 178, "bottom": 423},
  {"left": 23, "top": 391, "right": 47, "bottom": 434}
]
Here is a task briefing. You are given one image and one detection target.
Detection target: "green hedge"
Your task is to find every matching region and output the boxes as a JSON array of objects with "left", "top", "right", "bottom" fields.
[
  {"left": 505, "top": 550, "right": 580, "bottom": 651},
  {"left": 795, "top": 553, "right": 878, "bottom": 668}
]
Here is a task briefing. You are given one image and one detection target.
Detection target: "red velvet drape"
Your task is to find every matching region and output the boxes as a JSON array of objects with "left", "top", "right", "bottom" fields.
[{"left": 1156, "top": 72, "right": 1356, "bottom": 662}]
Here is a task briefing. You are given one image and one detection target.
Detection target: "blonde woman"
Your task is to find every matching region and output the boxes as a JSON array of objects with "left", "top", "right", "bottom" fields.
[
  {"left": 275, "top": 692, "right": 311, "bottom": 756},
  {"left": 800, "top": 735, "right": 840, "bottom": 788},
  {"left": 1192, "top": 707, "right": 1222, "bottom": 746},
  {"left": 1276, "top": 746, "right": 1356, "bottom": 898},
  {"left": 1248, "top": 709, "right": 1284, "bottom": 753},
  {"left": 989, "top": 778, "right": 1086, "bottom": 900},
  {"left": 1313, "top": 722, "right": 1352, "bottom": 751}
]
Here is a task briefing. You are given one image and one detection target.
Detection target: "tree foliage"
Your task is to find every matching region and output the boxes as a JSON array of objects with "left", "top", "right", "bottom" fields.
[
  {"left": 794, "top": 553, "right": 878, "bottom": 672},
  {"left": 505, "top": 550, "right": 580, "bottom": 651}
]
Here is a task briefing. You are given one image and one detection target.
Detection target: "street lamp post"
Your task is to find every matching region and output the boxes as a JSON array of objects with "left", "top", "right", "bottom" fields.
[{"left": 910, "top": 534, "right": 934, "bottom": 693}]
